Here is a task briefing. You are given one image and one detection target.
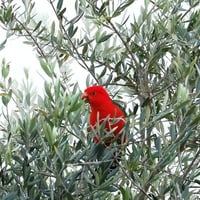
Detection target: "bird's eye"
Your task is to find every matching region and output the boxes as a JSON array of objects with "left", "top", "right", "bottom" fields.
[{"left": 91, "top": 91, "right": 96, "bottom": 96}]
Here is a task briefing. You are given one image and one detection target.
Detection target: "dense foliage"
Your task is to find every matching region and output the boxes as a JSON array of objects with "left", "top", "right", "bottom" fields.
[{"left": 0, "top": 0, "right": 200, "bottom": 199}]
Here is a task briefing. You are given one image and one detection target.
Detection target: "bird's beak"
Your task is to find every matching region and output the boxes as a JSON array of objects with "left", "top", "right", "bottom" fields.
[{"left": 81, "top": 92, "right": 88, "bottom": 100}]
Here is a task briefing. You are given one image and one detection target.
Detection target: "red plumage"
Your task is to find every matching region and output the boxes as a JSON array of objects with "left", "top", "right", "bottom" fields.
[{"left": 82, "top": 85, "right": 126, "bottom": 146}]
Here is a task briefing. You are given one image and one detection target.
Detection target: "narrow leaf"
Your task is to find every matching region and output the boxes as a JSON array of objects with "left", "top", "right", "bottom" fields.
[
  {"left": 33, "top": 21, "right": 42, "bottom": 32},
  {"left": 57, "top": 0, "right": 63, "bottom": 11},
  {"left": 97, "top": 33, "right": 113, "bottom": 43},
  {"left": 39, "top": 60, "right": 53, "bottom": 78}
]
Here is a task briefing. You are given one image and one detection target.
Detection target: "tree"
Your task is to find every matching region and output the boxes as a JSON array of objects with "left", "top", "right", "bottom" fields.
[{"left": 0, "top": 0, "right": 200, "bottom": 199}]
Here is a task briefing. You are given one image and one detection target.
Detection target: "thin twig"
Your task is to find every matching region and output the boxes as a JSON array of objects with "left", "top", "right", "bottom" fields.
[
  {"left": 179, "top": 148, "right": 200, "bottom": 187},
  {"left": 119, "top": 162, "right": 152, "bottom": 199}
]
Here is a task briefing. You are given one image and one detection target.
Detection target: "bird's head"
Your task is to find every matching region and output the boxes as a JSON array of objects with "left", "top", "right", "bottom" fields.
[{"left": 81, "top": 85, "right": 112, "bottom": 108}]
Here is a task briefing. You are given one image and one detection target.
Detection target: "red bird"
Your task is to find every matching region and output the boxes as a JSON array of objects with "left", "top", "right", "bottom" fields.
[{"left": 81, "top": 85, "right": 126, "bottom": 146}]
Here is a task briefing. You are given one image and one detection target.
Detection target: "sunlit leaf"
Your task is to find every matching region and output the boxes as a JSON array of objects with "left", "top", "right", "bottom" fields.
[
  {"left": 96, "top": 33, "right": 113, "bottom": 43},
  {"left": 39, "top": 59, "right": 53, "bottom": 78},
  {"left": 2, "top": 89, "right": 12, "bottom": 106},
  {"left": 1, "top": 58, "right": 10, "bottom": 78}
]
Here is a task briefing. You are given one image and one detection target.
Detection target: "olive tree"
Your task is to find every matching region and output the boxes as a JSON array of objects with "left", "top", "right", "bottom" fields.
[{"left": 0, "top": 0, "right": 199, "bottom": 199}]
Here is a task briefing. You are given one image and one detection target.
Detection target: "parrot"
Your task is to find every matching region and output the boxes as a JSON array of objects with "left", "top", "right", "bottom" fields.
[{"left": 81, "top": 85, "right": 126, "bottom": 169}]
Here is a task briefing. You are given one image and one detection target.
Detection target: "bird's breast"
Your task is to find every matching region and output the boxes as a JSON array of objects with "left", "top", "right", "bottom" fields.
[{"left": 89, "top": 107, "right": 125, "bottom": 131}]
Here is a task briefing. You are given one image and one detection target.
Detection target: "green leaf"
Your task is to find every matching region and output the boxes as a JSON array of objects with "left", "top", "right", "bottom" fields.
[
  {"left": 25, "top": 92, "right": 31, "bottom": 106},
  {"left": 44, "top": 81, "right": 54, "bottom": 102},
  {"left": 67, "top": 93, "right": 81, "bottom": 114},
  {"left": 2, "top": 90, "right": 12, "bottom": 106},
  {"left": 98, "top": 67, "right": 107, "bottom": 79},
  {"left": 43, "top": 124, "right": 56, "bottom": 147},
  {"left": 181, "top": 184, "right": 189, "bottom": 199},
  {"left": 33, "top": 21, "right": 42, "bottom": 32},
  {"left": 57, "top": 0, "right": 63, "bottom": 11},
  {"left": 96, "top": 33, "right": 113, "bottom": 43},
  {"left": 0, "top": 38, "right": 7, "bottom": 51},
  {"left": 67, "top": 169, "right": 82, "bottom": 192},
  {"left": 195, "top": 77, "right": 200, "bottom": 93},
  {"left": 39, "top": 59, "right": 53, "bottom": 78},
  {"left": 82, "top": 43, "right": 88, "bottom": 55},
  {"left": 70, "top": 149, "right": 86, "bottom": 163},
  {"left": 153, "top": 108, "right": 173, "bottom": 122},
  {"left": 54, "top": 79, "right": 61, "bottom": 100},
  {"left": 169, "top": 123, "right": 177, "bottom": 141},
  {"left": 51, "top": 21, "right": 55, "bottom": 36},
  {"left": 189, "top": 114, "right": 200, "bottom": 128},
  {"left": 5, "top": 145, "right": 12, "bottom": 164},
  {"left": 24, "top": 68, "right": 29, "bottom": 79},
  {"left": 174, "top": 100, "right": 191, "bottom": 111},
  {"left": 119, "top": 186, "right": 131, "bottom": 200},
  {"left": 68, "top": 24, "right": 78, "bottom": 38},
  {"left": 69, "top": 11, "right": 84, "bottom": 24},
  {"left": 154, "top": 136, "right": 162, "bottom": 157},
  {"left": 112, "top": 0, "right": 135, "bottom": 18},
  {"left": 1, "top": 58, "right": 10, "bottom": 78}
]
